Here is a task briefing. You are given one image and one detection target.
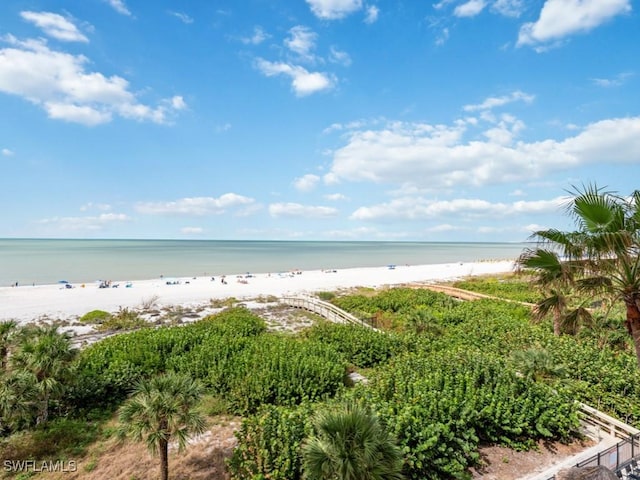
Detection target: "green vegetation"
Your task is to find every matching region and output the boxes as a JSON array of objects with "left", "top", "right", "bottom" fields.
[
  {"left": 452, "top": 276, "right": 540, "bottom": 304},
  {"left": 79, "top": 310, "right": 111, "bottom": 324},
  {"left": 518, "top": 184, "right": 640, "bottom": 366},
  {"left": 4, "top": 271, "right": 640, "bottom": 479},
  {"left": 117, "top": 373, "right": 207, "bottom": 480},
  {"left": 302, "top": 400, "right": 404, "bottom": 480}
]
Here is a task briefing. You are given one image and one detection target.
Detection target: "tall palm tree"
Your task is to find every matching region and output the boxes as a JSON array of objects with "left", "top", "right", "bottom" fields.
[
  {"left": 519, "top": 185, "right": 640, "bottom": 366},
  {"left": 9, "top": 325, "right": 75, "bottom": 425},
  {"left": 302, "top": 400, "right": 404, "bottom": 480},
  {"left": 117, "top": 372, "right": 206, "bottom": 480}
]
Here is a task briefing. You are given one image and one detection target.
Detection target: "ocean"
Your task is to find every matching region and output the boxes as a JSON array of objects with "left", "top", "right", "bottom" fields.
[{"left": 0, "top": 239, "right": 530, "bottom": 286}]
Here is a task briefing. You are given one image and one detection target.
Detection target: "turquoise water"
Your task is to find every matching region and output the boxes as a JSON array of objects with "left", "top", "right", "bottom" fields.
[{"left": 0, "top": 239, "right": 529, "bottom": 286}]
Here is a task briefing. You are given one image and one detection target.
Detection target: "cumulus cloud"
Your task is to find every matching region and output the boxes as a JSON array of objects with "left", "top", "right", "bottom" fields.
[
  {"left": 350, "top": 196, "right": 565, "bottom": 222},
  {"left": 305, "top": 0, "right": 363, "bottom": 19},
  {"left": 293, "top": 174, "right": 321, "bottom": 192},
  {"left": 491, "top": 0, "right": 525, "bottom": 17},
  {"left": 329, "top": 46, "right": 352, "bottom": 66},
  {"left": 325, "top": 193, "right": 348, "bottom": 201},
  {"left": 20, "top": 11, "right": 88, "bottom": 43},
  {"left": 454, "top": 0, "right": 487, "bottom": 18},
  {"left": 241, "top": 26, "right": 269, "bottom": 45},
  {"left": 285, "top": 26, "right": 317, "bottom": 61},
  {"left": 269, "top": 202, "right": 338, "bottom": 218},
  {"left": 324, "top": 114, "right": 640, "bottom": 190},
  {"left": 2, "top": 148, "right": 14, "bottom": 156},
  {"left": 106, "top": 0, "right": 131, "bottom": 16},
  {"left": 0, "top": 35, "right": 185, "bottom": 125},
  {"left": 364, "top": 5, "right": 380, "bottom": 23},
  {"left": 517, "top": 0, "right": 631, "bottom": 48},
  {"left": 255, "top": 58, "right": 335, "bottom": 96},
  {"left": 38, "top": 213, "right": 130, "bottom": 231},
  {"left": 136, "top": 193, "right": 255, "bottom": 216}
]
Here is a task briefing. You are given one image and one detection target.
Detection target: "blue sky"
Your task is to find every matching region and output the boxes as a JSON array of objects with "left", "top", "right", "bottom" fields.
[{"left": 0, "top": 0, "right": 638, "bottom": 241}]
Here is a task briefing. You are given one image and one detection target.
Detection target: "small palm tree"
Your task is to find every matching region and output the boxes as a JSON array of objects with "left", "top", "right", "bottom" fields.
[
  {"left": 0, "top": 320, "right": 18, "bottom": 371},
  {"left": 303, "top": 400, "right": 404, "bottom": 480},
  {"left": 512, "top": 347, "right": 567, "bottom": 383},
  {"left": 9, "top": 325, "right": 75, "bottom": 425},
  {"left": 117, "top": 372, "right": 206, "bottom": 480}
]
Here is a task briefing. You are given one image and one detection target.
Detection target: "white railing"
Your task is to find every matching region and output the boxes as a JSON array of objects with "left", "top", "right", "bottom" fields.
[
  {"left": 280, "top": 295, "right": 378, "bottom": 331},
  {"left": 579, "top": 402, "right": 640, "bottom": 440}
]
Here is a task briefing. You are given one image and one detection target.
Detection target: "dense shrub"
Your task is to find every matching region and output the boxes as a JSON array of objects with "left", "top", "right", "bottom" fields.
[
  {"left": 70, "top": 307, "right": 346, "bottom": 415},
  {"left": 301, "top": 321, "right": 402, "bottom": 368},
  {"left": 353, "top": 350, "right": 579, "bottom": 480},
  {"left": 228, "top": 404, "right": 314, "bottom": 480}
]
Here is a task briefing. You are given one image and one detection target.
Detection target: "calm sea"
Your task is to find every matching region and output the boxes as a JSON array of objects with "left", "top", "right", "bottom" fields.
[{"left": 0, "top": 239, "right": 530, "bottom": 286}]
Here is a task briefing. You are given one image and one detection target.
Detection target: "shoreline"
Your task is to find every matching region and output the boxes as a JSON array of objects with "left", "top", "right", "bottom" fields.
[{"left": 0, "top": 260, "right": 516, "bottom": 325}]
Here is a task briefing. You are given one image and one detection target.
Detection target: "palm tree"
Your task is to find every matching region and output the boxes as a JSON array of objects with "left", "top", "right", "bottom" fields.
[
  {"left": 9, "top": 325, "right": 75, "bottom": 425},
  {"left": 0, "top": 320, "right": 18, "bottom": 371},
  {"left": 117, "top": 372, "right": 206, "bottom": 480},
  {"left": 517, "top": 248, "right": 592, "bottom": 335},
  {"left": 512, "top": 347, "right": 567, "bottom": 383},
  {"left": 519, "top": 185, "right": 640, "bottom": 366},
  {"left": 302, "top": 400, "right": 404, "bottom": 480}
]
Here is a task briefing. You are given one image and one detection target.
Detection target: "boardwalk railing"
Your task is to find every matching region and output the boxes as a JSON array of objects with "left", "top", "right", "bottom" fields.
[
  {"left": 542, "top": 404, "right": 640, "bottom": 479},
  {"left": 579, "top": 402, "right": 640, "bottom": 441},
  {"left": 280, "top": 295, "right": 378, "bottom": 331}
]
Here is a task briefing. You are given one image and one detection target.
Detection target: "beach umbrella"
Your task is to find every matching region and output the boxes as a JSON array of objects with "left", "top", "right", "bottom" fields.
[{"left": 58, "top": 280, "right": 69, "bottom": 284}]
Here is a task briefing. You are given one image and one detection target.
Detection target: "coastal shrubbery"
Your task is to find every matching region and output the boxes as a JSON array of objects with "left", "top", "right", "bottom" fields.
[
  {"left": 301, "top": 321, "right": 402, "bottom": 368},
  {"left": 5, "top": 283, "right": 640, "bottom": 479},
  {"left": 72, "top": 307, "right": 346, "bottom": 414}
]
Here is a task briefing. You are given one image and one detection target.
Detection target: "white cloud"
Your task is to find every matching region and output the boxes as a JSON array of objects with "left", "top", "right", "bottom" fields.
[
  {"left": 491, "top": 0, "right": 525, "bottom": 17},
  {"left": 169, "top": 95, "right": 187, "bottom": 110},
  {"left": 20, "top": 11, "right": 88, "bottom": 43},
  {"left": 255, "top": 58, "right": 335, "bottom": 96},
  {"left": 325, "top": 115, "right": 640, "bottom": 190},
  {"left": 0, "top": 35, "right": 185, "bottom": 125},
  {"left": 592, "top": 72, "right": 633, "bottom": 88},
  {"left": 454, "top": 0, "right": 487, "bottom": 17},
  {"left": 329, "top": 46, "right": 352, "bottom": 66},
  {"left": 80, "top": 202, "right": 112, "bottom": 212},
  {"left": 181, "top": 227, "right": 203, "bottom": 234},
  {"left": 241, "top": 26, "right": 269, "bottom": 45},
  {"left": 285, "top": 26, "right": 318, "bottom": 61},
  {"left": 350, "top": 196, "right": 565, "bottom": 222},
  {"left": 463, "top": 90, "right": 534, "bottom": 112},
  {"left": 269, "top": 202, "right": 338, "bottom": 218},
  {"left": 325, "top": 193, "right": 348, "bottom": 201},
  {"left": 435, "top": 27, "right": 450, "bottom": 46},
  {"left": 364, "top": 5, "right": 380, "bottom": 23},
  {"left": 136, "top": 194, "right": 255, "bottom": 216},
  {"left": 517, "top": 0, "right": 631, "bottom": 48},
  {"left": 168, "top": 11, "right": 193, "bottom": 24},
  {"left": 38, "top": 213, "right": 130, "bottom": 231},
  {"left": 2, "top": 148, "right": 14, "bottom": 156},
  {"left": 306, "top": 0, "right": 363, "bottom": 19},
  {"left": 215, "top": 122, "right": 232, "bottom": 133},
  {"left": 294, "top": 174, "right": 321, "bottom": 192},
  {"left": 106, "top": 0, "right": 131, "bottom": 16}
]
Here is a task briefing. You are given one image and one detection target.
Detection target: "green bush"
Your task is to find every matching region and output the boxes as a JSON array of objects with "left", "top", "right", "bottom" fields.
[
  {"left": 301, "top": 321, "right": 402, "bottom": 368},
  {"left": 228, "top": 404, "right": 314, "bottom": 480},
  {"left": 79, "top": 310, "right": 111, "bottom": 324}
]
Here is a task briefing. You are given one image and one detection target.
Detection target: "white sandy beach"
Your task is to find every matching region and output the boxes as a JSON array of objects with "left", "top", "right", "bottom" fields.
[{"left": 0, "top": 260, "right": 515, "bottom": 325}]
